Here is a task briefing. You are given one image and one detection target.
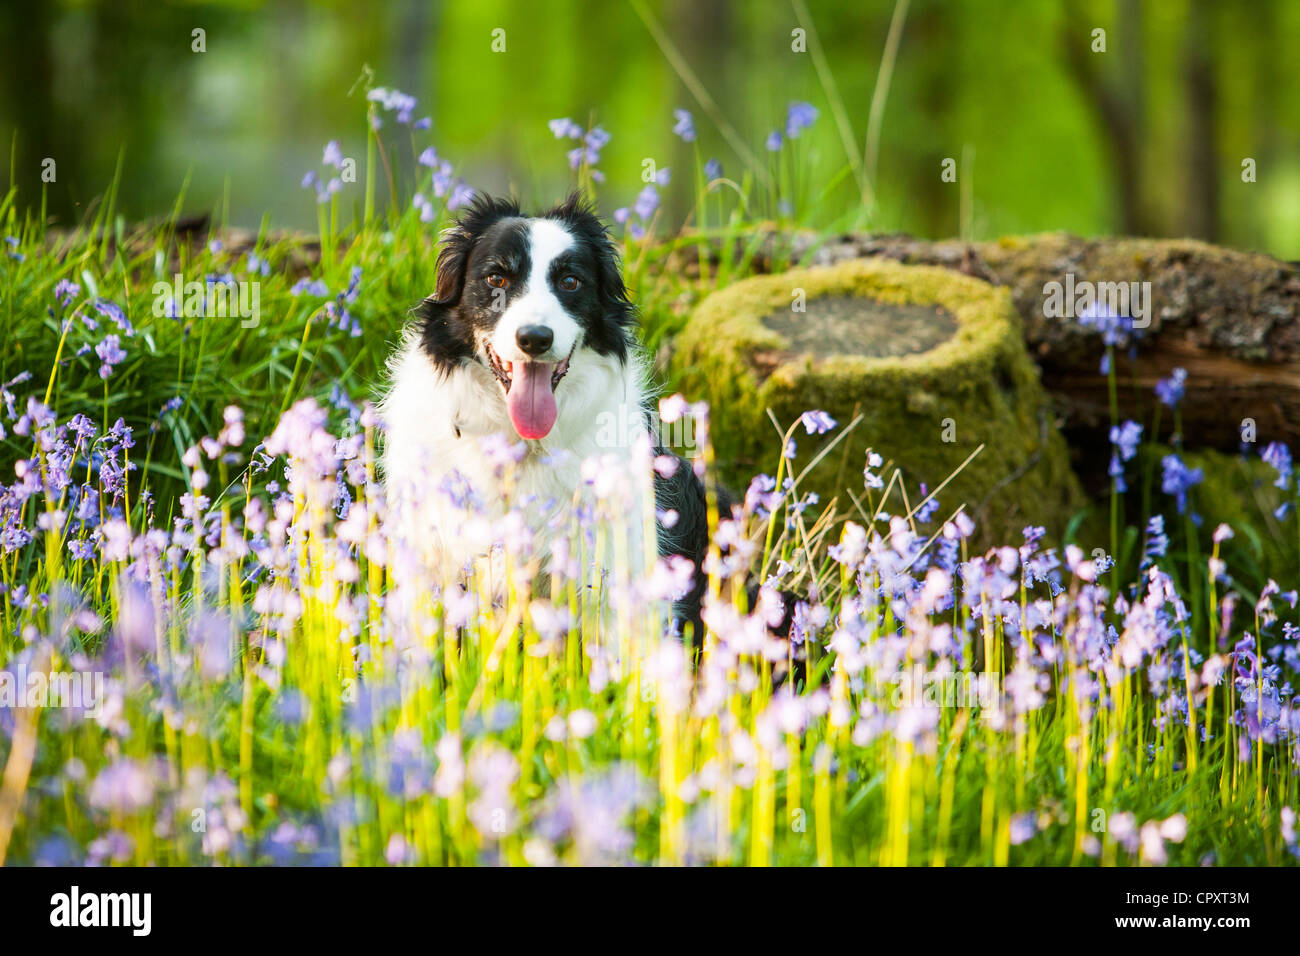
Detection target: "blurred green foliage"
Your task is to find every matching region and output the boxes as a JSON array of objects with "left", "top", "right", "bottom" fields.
[{"left": 1, "top": 0, "right": 1298, "bottom": 254}]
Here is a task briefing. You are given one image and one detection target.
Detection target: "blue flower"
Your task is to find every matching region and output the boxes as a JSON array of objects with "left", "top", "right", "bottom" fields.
[
  {"left": 704, "top": 158, "right": 723, "bottom": 180},
  {"left": 367, "top": 87, "right": 417, "bottom": 124},
  {"left": 1108, "top": 452, "right": 1127, "bottom": 493},
  {"left": 765, "top": 130, "right": 784, "bottom": 152},
  {"left": 1161, "top": 453, "right": 1204, "bottom": 514},
  {"left": 1261, "top": 441, "right": 1292, "bottom": 490},
  {"left": 95, "top": 335, "right": 126, "bottom": 379},
  {"left": 53, "top": 279, "right": 80, "bottom": 308},
  {"left": 93, "top": 300, "right": 134, "bottom": 336},
  {"left": 548, "top": 117, "right": 583, "bottom": 140},
  {"left": 672, "top": 108, "right": 696, "bottom": 142},
  {"left": 633, "top": 185, "right": 659, "bottom": 220},
  {"left": 448, "top": 183, "right": 476, "bottom": 211},
  {"left": 800, "top": 410, "right": 836, "bottom": 435},
  {"left": 785, "top": 101, "right": 819, "bottom": 138},
  {"left": 322, "top": 141, "right": 344, "bottom": 169},
  {"left": 1155, "top": 367, "right": 1187, "bottom": 408},
  {"left": 290, "top": 278, "right": 329, "bottom": 297},
  {"left": 1109, "top": 420, "right": 1142, "bottom": 462},
  {"left": 1078, "top": 300, "right": 1135, "bottom": 347},
  {"left": 1143, "top": 515, "right": 1168, "bottom": 561}
]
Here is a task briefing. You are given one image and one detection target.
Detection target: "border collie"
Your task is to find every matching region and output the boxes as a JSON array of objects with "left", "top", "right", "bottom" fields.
[{"left": 380, "top": 193, "right": 711, "bottom": 636}]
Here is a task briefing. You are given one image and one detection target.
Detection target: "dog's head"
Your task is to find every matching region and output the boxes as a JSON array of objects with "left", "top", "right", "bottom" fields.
[{"left": 415, "top": 192, "right": 634, "bottom": 440}]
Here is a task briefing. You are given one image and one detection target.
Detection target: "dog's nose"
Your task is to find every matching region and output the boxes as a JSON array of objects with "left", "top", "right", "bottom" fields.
[{"left": 516, "top": 324, "right": 554, "bottom": 357}]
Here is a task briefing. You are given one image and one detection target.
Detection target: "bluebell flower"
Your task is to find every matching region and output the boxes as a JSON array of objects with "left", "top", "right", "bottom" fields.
[
  {"left": 567, "top": 145, "right": 598, "bottom": 170},
  {"left": 633, "top": 185, "right": 659, "bottom": 220},
  {"left": 53, "top": 279, "right": 80, "bottom": 308},
  {"left": 290, "top": 278, "right": 329, "bottom": 297},
  {"left": 93, "top": 300, "right": 134, "bottom": 336},
  {"left": 1108, "top": 420, "right": 1141, "bottom": 492},
  {"left": 1262, "top": 441, "right": 1292, "bottom": 490},
  {"left": 765, "top": 130, "right": 784, "bottom": 152},
  {"left": 95, "top": 335, "right": 126, "bottom": 379},
  {"left": 448, "top": 183, "right": 475, "bottom": 211},
  {"left": 548, "top": 117, "right": 583, "bottom": 140},
  {"left": 672, "top": 108, "right": 695, "bottom": 142},
  {"left": 1155, "top": 367, "right": 1187, "bottom": 408},
  {"left": 1108, "top": 452, "right": 1127, "bottom": 493},
  {"left": 367, "top": 87, "right": 418, "bottom": 124},
  {"left": 800, "top": 410, "right": 836, "bottom": 435},
  {"left": 916, "top": 484, "right": 941, "bottom": 523},
  {"left": 1110, "top": 420, "right": 1142, "bottom": 461},
  {"left": 1078, "top": 300, "right": 1135, "bottom": 347},
  {"left": 1144, "top": 514, "right": 1169, "bottom": 561},
  {"left": 704, "top": 157, "right": 723, "bottom": 180},
  {"left": 785, "top": 101, "right": 819, "bottom": 138},
  {"left": 1161, "top": 453, "right": 1203, "bottom": 514}
]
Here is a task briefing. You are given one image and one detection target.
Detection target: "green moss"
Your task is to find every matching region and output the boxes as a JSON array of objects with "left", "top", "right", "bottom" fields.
[{"left": 673, "top": 258, "right": 1085, "bottom": 542}]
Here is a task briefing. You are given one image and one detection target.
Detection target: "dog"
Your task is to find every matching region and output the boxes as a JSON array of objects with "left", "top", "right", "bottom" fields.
[{"left": 379, "top": 193, "right": 713, "bottom": 638}]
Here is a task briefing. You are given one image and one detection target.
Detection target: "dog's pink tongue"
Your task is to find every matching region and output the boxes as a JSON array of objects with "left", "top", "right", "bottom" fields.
[{"left": 505, "top": 361, "right": 557, "bottom": 439}]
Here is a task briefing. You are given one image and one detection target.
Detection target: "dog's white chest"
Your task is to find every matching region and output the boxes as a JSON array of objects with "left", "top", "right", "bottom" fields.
[{"left": 379, "top": 337, "right": 654, "bottom": 582}]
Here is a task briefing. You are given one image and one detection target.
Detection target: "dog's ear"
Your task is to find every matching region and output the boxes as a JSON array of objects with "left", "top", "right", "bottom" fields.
[
  {"left": 415, "top": 194, "right": 524, "bottom": 373},
  {"left": 429, "top": 227, "right": 471, "bottom": 305},
  {"left": 427, "top": 193, "right": 523, "bottom": 306}
]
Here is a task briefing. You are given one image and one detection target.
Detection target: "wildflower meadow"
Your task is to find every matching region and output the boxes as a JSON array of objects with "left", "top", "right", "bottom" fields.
[{"left": 0, "top": 16, "right": 1297, "bottom": 887}]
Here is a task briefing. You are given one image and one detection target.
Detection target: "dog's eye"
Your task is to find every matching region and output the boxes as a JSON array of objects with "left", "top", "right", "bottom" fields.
[
  {"left": 559, "top": 275, "right": 580, "bottom": 291},
  {"left": 485, "top": 273, "right": 508, "bottom": 289}
]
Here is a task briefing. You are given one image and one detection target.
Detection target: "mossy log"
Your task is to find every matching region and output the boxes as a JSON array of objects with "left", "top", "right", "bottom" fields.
[
  {"left": 673, "top": 258, "right": 1085, "bottom": 542},
  {"left": 681, "top": 231, "right": 1300, "bottom": 489}
]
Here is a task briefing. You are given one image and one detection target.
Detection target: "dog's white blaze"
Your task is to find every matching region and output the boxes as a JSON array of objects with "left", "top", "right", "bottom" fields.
[{"left": 489, "top": 219, "right": 582, "bottom": 362}]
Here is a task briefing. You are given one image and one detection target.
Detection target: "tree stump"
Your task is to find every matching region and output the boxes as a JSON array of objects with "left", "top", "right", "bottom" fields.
[
  {"left": 681, "top": 231, "right": 1300, "bottom": 491},
  {"left": 673, "top": 258, "right": 1084, "bottom": 542}
]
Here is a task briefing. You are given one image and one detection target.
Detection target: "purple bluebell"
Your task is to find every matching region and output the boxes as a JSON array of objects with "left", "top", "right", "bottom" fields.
[
  {"left": 95, "top": 335, "right": 126, "bottom": 379},
  {"left": 1155, "top": 367, "right": 1187, "bottom": 408},
  {"left": 672, "top": 108, "right": 696, "bottom": 142},
  {"left": 785, "top": 101, "right": 819, "bottom": 138},
  {"left": 1161, "top": 453, "right": 1203, "bottom": 514}
]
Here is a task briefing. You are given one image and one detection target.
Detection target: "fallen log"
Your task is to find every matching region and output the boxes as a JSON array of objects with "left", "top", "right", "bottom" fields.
[{"left": 685, "top": 231, "right": 1300, "bottom": 487}]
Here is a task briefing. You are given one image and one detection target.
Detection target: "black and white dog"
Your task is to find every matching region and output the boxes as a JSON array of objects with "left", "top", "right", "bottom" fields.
[{"left": 380, "top": 193, "right": 712, "bottom": 636}]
